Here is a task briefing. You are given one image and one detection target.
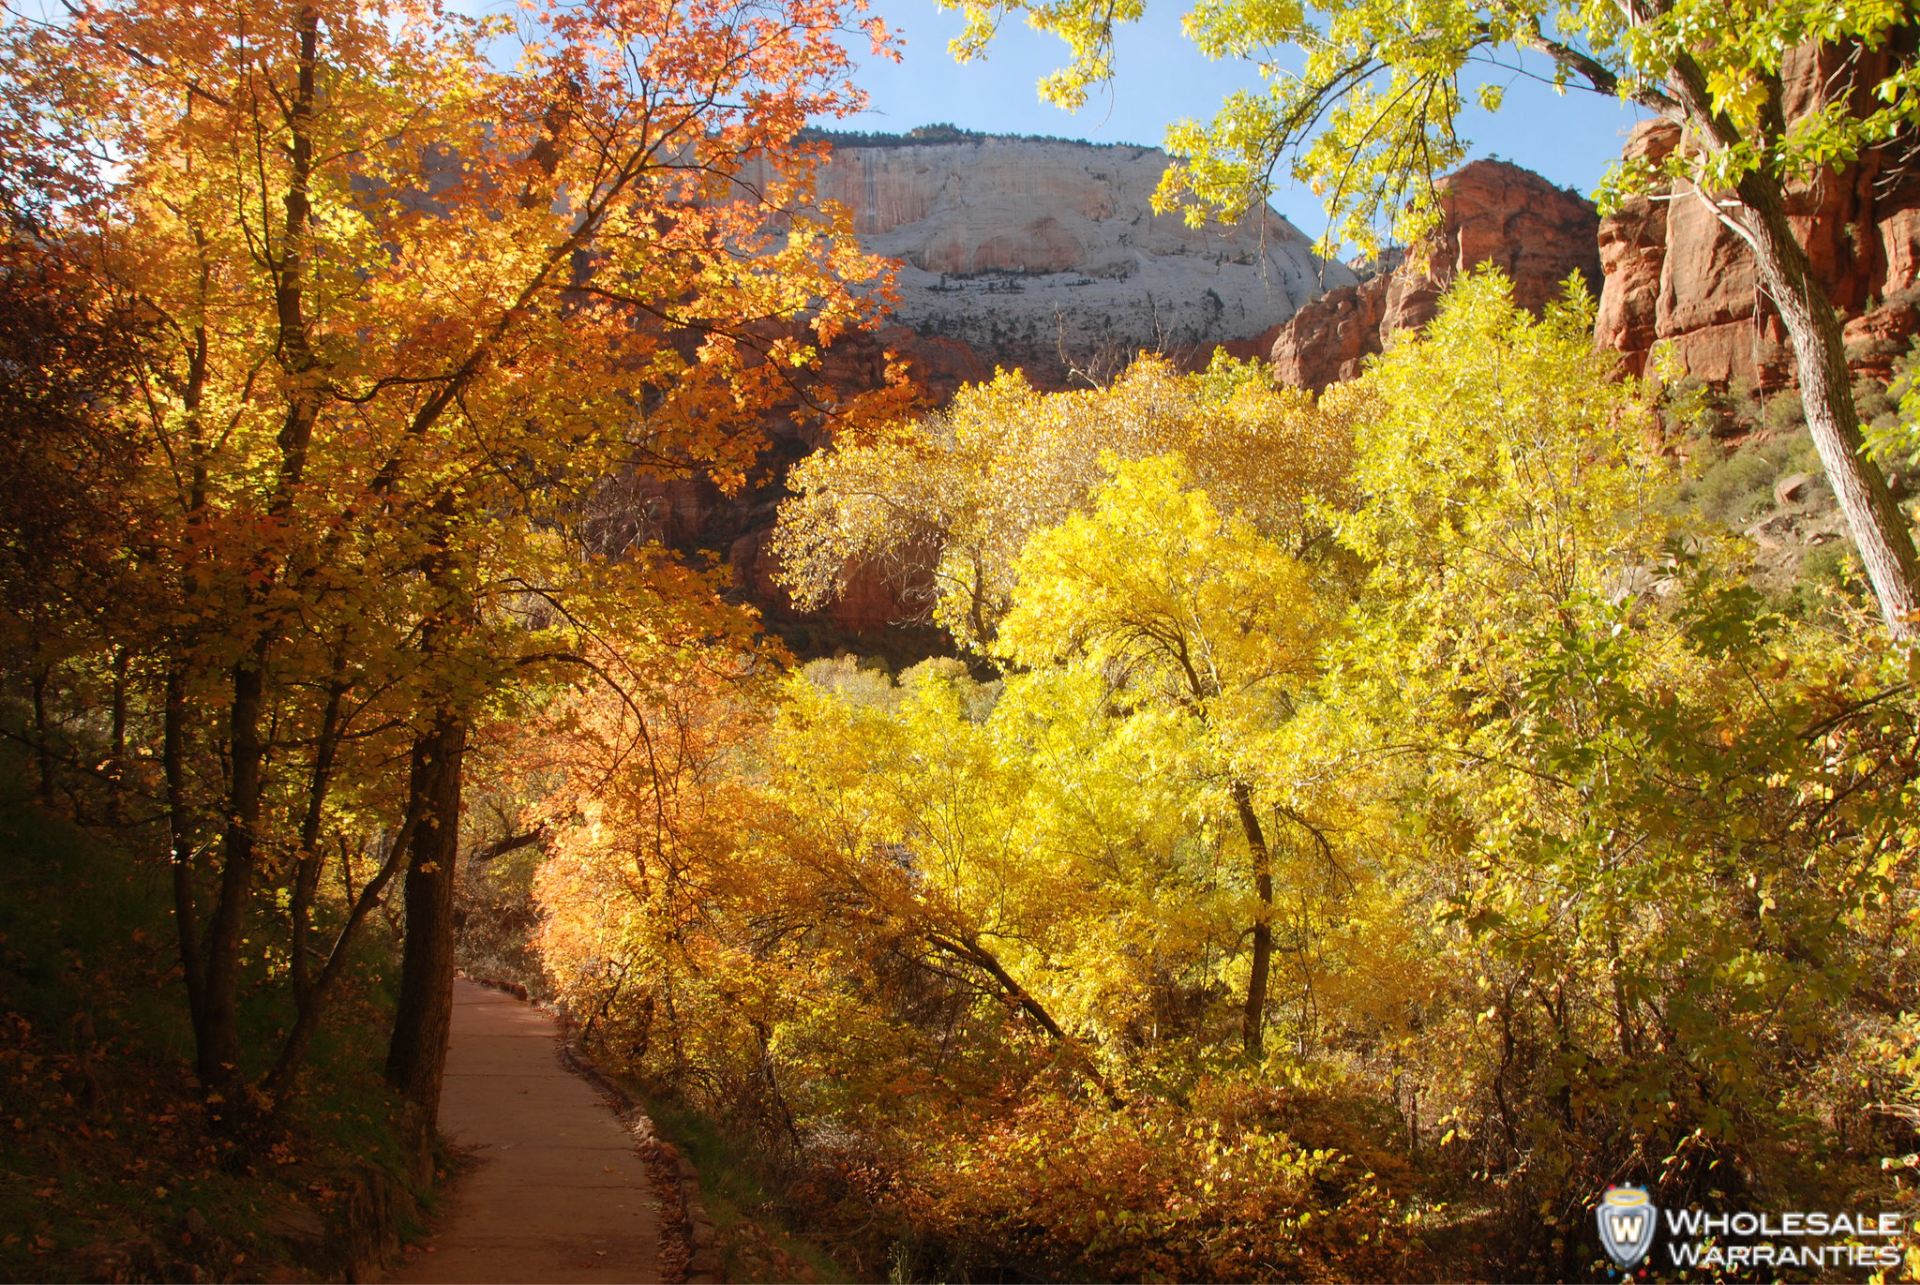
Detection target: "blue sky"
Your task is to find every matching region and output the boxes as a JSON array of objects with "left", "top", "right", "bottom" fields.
[{"left": 829, "top": 1, "right": 1652, "bottom": 239}]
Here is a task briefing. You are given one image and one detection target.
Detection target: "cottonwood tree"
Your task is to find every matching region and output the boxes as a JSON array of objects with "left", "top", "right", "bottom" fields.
[
  {"left": 1, "top": 0, "right": 897, "bottom": 1140},
  {"left": 527, "top": 269, "right": 1920, "bottom": 1281},
  {"left": 997, "top": 455, "right": 1331, "bottom": 1060},
  {"left": 942, "top": 0, "right": 1920, "bottom": 638},
  {"left": 1316, "top": 270, "right": 1920, "bottom": 1256},
  {"left": 775, "top": 355, "right": 1353, "bottom": 646}
]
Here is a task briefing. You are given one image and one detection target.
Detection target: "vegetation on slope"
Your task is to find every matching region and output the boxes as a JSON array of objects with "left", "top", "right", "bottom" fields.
[{"left": 0, "top": 758, "right": 430, "bottom": 1284}]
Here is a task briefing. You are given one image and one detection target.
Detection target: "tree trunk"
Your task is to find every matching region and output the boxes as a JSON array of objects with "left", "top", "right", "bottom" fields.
[
  {"left": 164, "top": 668, "right": 209, "bottom": 1059},
  {"left": 384, "top": 713, "right": 468, "bottom": 1146},
  {"left": 201, "top": 646, "right": 267, "bottom": 1096},
  {"left": 1233, "top": 781, "right": 1274, "bottom": 1063},
  {"left": 108, "top": 649, "right": 129, "bottom": 823},
  {"left": 1654, "top": 45, "right": 1920, "bottom": 639},
  {"left": 30, "top": 663, "right": 53, "bottom": 804},
  {"left": 265, "top": 798, "right": 423, "bottom": 1106},
  {"left": 933, "top": 933, "right": 1123, "bottom": 1106},
  {"left": 1731, "top": 168, "right": 1920, "bottom": 638},
  {"left": 110, "top": 650, "right": 128, "bottom": 767},
  {"left": 290, "top": 674, "right": 347, "bottom": 1004}
]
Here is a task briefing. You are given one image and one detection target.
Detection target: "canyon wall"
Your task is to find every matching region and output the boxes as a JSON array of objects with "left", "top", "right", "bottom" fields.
[
  {"left": 747, "top": 131, "right": 1355, "bottom": 387},
  {"left": 1594, "top": 41, "right": 1920, "bottom": 389},
  {"left": 1266, "top": 160, "right": 1603, "bottom": 391}
]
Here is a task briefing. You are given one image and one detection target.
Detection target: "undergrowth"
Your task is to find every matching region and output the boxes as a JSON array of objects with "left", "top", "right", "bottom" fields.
[
  {"left": 631, "top": 1091, "right": 852, "bottom": 1284},
  {"left": 0, "top": 758, "right": 432, "bottom": 1283}
]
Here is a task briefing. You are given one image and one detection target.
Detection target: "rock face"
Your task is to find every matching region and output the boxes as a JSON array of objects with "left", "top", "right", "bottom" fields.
[
  {"left": 781, "top": 132, "right": 1355, "bottom": 384},
  {"left": 1267, "top": 160, "right": 1603, "bottom": 390},
  {"left": 1595, "top": 40, "right": 1920, "bottom": 388}
]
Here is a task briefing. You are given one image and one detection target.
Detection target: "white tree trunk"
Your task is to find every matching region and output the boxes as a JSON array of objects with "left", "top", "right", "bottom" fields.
[{"left": 1731, "top": 172, "right": 1920, "bottom": 639}]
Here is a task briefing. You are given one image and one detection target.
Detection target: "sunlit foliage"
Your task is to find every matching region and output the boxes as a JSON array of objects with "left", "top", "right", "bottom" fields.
[
  {"left": 0, "top": 0, "right": 896, "bottom": 1132},
  {"left": 773, "top": 354, "right": 1355, "bottom": 646},
  {"left": 541, "top": 272, "right": 1920, "bottom": 1279}
]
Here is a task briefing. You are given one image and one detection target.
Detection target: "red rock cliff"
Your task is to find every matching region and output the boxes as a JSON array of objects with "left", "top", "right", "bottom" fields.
[
  {"left": 1267, "top": 160, "right": 1603, "bottom": 391},
  {"left": 1594, "top": 40, "right": 1920, "bottom": 388}
]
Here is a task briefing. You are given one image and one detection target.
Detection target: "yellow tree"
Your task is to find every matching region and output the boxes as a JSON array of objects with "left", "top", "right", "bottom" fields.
[
  {"left": 754, "top": 663, "right": 1124, "bottom": 1094},
  {"left": 1310, "top": 271, "right": 1920, "bottom": 1246},
  {"left": 774, "top": 354, "right": 1354, "bottom": 647},
  {"left": 997, "top": 454, "right": 1331, "bottom": 1060}
]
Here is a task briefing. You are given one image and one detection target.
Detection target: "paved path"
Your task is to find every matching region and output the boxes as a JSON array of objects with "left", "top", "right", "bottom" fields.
[{"left": 383, "top": 980, "right": 664, "bottom": 1284}]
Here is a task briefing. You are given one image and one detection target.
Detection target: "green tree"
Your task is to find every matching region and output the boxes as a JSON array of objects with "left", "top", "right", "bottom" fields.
[{"left": 943, "top": 0, "right": 1920, "bottom": 638}]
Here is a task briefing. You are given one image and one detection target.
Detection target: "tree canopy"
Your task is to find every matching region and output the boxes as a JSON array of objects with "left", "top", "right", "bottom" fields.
[
  {"left": 774, "top": 355, "right": 1354, "bottom": 645},
  {"left": 0, "top": 0, "right": 896, "bottom": 1140},
  {"left": 937, "top": 0, "right": 1920, "bottom": 639}
]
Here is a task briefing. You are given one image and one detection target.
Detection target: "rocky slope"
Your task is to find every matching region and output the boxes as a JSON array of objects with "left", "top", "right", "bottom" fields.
[{"left": 1266, "top": 160, "right": 1603, "bottom": 391}]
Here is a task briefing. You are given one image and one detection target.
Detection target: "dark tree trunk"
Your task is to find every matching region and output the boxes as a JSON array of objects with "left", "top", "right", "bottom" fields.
[
  {"left": 1234, "top": 782, "right": 1274, "bottom": 1063},
  {"left": 289, "top": 674, "right": 347, "bottom": 1004},
  {"left": 932, "top": 933, "right": 1122, "bottom": 1106},
  {"left": 164, "top": 669, "right": 209, "bottom": 1057},
  {"left": 30, "top": 664, "right": 53, "bottom": 805},
  {"left": 201, "top": 647, "right": 267, "bottom": 1095},
  {"left": 110, "top": 650, "right": 128, "bottom": 766},
  {"left": 384, "top": 713, "right": 468, "bottom": 1144},
  {"left": 265, "top": 797, "right": 423, "bottom": 1106},
  {"left": 108, "top": 649, "right": 129, "bottom": 822}
]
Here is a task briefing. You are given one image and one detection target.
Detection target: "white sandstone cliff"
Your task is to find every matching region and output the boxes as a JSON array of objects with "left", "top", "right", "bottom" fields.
[{"left": 751, "top": 131, "right": 1354, "bottom": 376}]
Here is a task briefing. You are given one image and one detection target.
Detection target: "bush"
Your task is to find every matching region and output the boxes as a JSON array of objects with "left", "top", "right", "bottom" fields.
[
  {"left": 1687, "top": 443, "right": 1777, "bottom": 524},
  {"left": 897, "top": 1085, "right": 1422, "bottom": 1283},
  {"left": 1761, "top": 389, "right": 1805, "bottom": 433}
]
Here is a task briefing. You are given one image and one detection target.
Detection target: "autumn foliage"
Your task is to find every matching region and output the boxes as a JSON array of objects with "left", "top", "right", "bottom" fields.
[
  {"left": 0, "top": 0, "right": 896, "bottom": 1155},
  {"left": 6, "top": 0, "right": 1920, "bottom": 1272},
  {"left": 526, "top": 275, "right": 1920, "bottom": 1280}
]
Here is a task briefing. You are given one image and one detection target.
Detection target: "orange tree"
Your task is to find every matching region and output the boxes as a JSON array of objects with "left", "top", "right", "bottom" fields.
[{"left": 0, "top": 0, "right": 900, "bottom": 1140}]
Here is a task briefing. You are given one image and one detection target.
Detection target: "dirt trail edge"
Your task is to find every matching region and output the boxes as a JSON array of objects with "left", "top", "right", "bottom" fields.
[{"left": 381, "top": 979, "right": 666, "bottom": 1284}]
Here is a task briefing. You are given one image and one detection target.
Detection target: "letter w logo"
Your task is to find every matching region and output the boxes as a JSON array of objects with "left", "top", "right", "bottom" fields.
[
  {"left": 1597, "top": 1188, "right": 1658, "bottom": 1268},
  {"left": 1607, "top": 1211, "right": 1646, "bottom": 1243}
]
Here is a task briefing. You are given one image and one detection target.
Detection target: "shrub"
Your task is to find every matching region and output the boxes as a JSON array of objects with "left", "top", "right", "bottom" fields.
[{"left": 898, "top": 1085, "right": 1421, "bottom": 1283}]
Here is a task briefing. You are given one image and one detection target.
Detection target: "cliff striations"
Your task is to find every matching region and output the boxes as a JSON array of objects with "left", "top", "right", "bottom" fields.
[{"left": 748, "top": 131, "right": 1356, "bottom": 386}]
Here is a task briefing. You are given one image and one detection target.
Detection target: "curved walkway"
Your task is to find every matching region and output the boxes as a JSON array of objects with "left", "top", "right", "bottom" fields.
[{"left": 383, "top": 980, "right": 664, "bottom": 1285}]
